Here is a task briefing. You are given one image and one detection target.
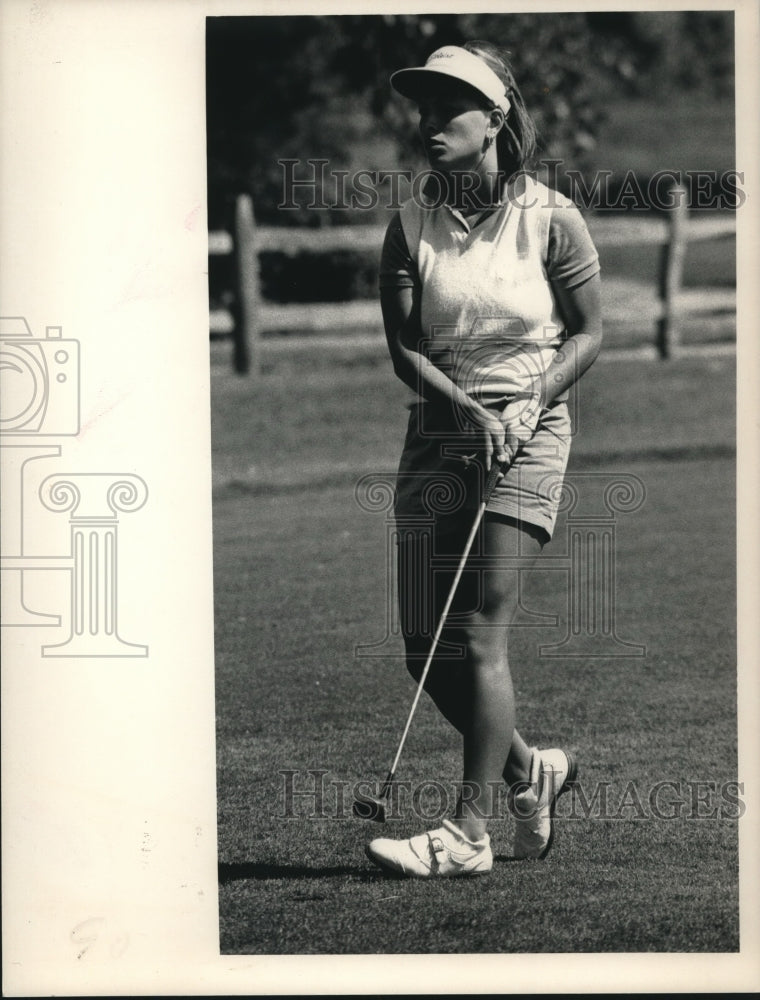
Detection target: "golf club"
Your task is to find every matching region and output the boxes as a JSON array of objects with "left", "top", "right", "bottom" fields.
[{"left": 353, "top": 457, "right": 508, "bottom": 822}]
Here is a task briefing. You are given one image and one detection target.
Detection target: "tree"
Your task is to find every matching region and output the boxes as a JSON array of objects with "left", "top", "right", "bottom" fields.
[{"left": 206, "top": 12, "right": 733, "bottom": 225}]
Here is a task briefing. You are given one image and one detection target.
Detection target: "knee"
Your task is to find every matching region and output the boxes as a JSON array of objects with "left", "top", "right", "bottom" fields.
[
  {"left": 461, "top": 621, "right": 509, "bottom": 677},
  {"left": 457, "top": 566, "right": 518, "bottom": 627},
  {"left": 404, "top": 630, "right": 466, "bottom": 686}
]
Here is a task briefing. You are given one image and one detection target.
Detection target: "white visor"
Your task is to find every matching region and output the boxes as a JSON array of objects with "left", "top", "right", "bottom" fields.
[{"left": 391, "top": 45, "right": 511, "bottom": 115}]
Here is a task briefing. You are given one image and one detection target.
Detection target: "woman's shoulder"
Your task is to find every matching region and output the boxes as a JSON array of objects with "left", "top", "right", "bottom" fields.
[
  {"left": 381, "top": 200, "right": 422, "bottom": 246},
  {"left": 518, "top": 177, "right": 596, "bottom": 250},
  {"left": 394, "top": 197, "right": 428, "bottom": 253},
  {"left": 511, "top": 174, "right": 577, "bottom": 214},
  {"left": 397, "top": 196, "right": 427, "bottom": 221}
]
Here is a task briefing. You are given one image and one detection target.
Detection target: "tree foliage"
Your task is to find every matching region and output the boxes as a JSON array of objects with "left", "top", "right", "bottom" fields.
[{"left": 206, "top": 12, "right": 734, "bottom": 226}]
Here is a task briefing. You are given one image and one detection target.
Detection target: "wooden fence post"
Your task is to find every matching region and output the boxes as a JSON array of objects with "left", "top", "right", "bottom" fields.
[
  {"left": 232, "top": 193, "right": 260, "bottom": 376},
  {"left": 656, "top": 184, "right": 688, "bottom": 359}
]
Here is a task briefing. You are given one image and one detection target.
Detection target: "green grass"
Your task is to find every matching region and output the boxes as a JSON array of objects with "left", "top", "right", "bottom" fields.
[
  {"left": 211, "top": 351, "right": 735, "bottom": 489},
  {"left": 212, "top": 349, "right": 738, "bottom": 953},
  {"left": 588, "top": 96, "right": 735, "bottom": 178},
  {"left": 563, "top": 95, "right": 738, "bottom": 298},
  {"left": 598, "top": 236, "right": 735, "bottom": 290}
]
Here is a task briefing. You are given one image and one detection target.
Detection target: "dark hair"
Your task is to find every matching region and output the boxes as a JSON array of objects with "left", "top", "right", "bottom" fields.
[{"left": 463, "top": 40, "right": 537, "bottom": 176}]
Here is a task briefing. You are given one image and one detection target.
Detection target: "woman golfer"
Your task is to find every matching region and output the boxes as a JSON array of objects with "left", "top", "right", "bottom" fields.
[{"left": 365, "top": 42, "right": 602, "bottom": 877}]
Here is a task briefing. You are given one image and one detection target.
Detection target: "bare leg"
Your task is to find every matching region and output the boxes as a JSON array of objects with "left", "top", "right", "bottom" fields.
[
  {"left": 503, "top": 728, "right": 533, "bottom": 787},
  {"left": 398, "top": 513, "right": 542, "bottom": 837}
]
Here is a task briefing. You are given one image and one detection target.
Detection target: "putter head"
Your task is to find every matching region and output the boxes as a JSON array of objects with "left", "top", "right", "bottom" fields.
[{"left": 352, "top": 792, "right": 387, "bottom": 823}]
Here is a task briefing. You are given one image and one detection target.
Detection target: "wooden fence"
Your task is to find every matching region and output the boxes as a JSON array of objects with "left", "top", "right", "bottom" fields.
[{"left": 209, "top": 189, "right": 735, "bottom": 375}]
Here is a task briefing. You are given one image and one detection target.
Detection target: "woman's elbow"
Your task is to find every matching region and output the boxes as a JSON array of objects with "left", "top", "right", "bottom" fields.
[
  {"left": 386, "top": 343, "right": 409, "bottom": 381},
  {"left": 588, "top": 319, "right": 603, "bottom": 361}
]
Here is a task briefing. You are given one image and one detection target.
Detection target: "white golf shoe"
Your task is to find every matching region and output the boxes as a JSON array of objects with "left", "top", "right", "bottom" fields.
[
  {"left": 366, "top": 819, "right": 493, "bottom": 878},
  {"left": 511, "top": 748, "right": 577, "bottom": 860}
]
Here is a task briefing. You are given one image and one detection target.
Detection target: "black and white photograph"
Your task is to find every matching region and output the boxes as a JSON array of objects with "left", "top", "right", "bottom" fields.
[
  {"left": 209, "top": 7, "right": 749, "bottom": 956},
  {"left": 2, "top": 1, "right": 759, "bottom": 994}
]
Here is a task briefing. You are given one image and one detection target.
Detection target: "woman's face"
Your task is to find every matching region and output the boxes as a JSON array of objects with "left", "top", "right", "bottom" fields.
[{"left": 415, "top": 81, "right": 492, "bottom": 172}]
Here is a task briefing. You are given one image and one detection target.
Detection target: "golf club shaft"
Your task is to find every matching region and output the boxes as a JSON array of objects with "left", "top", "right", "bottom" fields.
[{"left": 381, "top": 460, "right": 506, "bottom": 795}]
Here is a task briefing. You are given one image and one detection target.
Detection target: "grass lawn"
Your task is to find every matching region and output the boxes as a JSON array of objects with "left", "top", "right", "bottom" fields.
[
  {"left": 597, "top": 235, "right": 735, "bottom": 291},
  {"left": 588, "top": 96, "right": 735, "bottom": 179},
  {"left": 212, "top": 348, "right": 738, "bottom": 953},
  {"left": 555, "top": 93, "right": 738, "bottom": 300},
  {"left": 211, "top": 351, "right": 735, "bottom": 489}
]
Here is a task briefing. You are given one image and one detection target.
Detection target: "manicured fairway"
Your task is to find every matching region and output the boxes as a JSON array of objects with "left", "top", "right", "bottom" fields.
[{"left": 212, "top": 351, "right": 738, "bottom": 953}]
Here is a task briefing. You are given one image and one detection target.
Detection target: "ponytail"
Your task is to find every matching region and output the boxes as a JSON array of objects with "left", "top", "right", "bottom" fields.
[{"left": 463, "top": 40, "right": 538, "bottom": 176}]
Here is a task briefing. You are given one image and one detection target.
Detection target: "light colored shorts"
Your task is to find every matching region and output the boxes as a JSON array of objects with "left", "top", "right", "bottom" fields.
[{"left": 393, "top": 399, "right": 572, "bottom": 540}]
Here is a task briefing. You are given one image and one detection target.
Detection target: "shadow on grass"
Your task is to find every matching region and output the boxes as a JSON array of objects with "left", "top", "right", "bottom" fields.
[
  {"left": 219, "top": 861, "right": 382, "bottom": 883},
  {"left": 220, "top": 857, "right": 526, "bottom": 884},
  {"left": 214, "top": 441, "right": 736, "bottom": 499}
]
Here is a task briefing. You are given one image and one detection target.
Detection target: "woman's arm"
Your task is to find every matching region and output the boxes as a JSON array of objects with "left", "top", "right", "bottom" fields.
[
  {"left": 545, "top": 271, "right": 603, "bottom": 403},
  {"left": 500, "top": 272, "right": 603, "bottom": 460},
  {"left": 381, "top": 283, "right": 510, "bottom": 468}
]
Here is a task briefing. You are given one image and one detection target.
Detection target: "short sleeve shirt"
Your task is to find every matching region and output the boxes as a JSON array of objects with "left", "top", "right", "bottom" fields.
[
  {"left": 380, "top": 189, "right": 599, "bottom": 292},
  {"left": 378, "top": 175, "right": 600, "bottom": 404}
]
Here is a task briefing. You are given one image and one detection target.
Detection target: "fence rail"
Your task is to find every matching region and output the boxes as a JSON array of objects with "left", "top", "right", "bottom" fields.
[{"left": 210, "top": 191, "right": 735, "bottom": 374}]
